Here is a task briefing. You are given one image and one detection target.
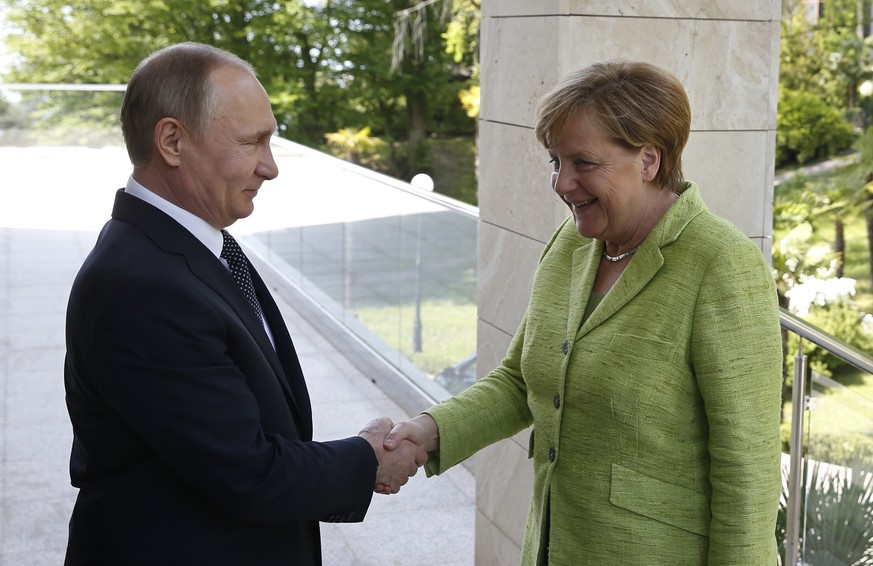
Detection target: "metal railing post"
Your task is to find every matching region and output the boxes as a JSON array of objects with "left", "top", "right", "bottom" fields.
[{"left": 785, "top": 336, "right": 808, "bottom": 566}]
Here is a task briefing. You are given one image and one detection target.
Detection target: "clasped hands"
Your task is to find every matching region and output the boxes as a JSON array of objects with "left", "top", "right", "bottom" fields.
[{"left": 358, "top": 414, "right": 439, "bottom": 495}]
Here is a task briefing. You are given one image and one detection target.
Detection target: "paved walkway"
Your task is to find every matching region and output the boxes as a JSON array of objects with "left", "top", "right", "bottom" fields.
[{"left": 0, "top": 146, "right": 475, "bottom": 565}]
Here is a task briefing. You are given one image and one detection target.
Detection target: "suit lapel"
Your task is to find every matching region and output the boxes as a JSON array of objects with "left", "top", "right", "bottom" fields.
[
  {"left": 249, "top": 266, "right": 312, "bottom": 439},
  {"left": 110, "top": 190, "right": 307, "bottom": 431}
]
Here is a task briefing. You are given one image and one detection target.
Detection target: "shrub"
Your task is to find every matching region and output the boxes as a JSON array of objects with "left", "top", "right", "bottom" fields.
[
  {"left": 783, "top": 275, "right": 873, "bottom": 377},
  {"left": 777, "top": 89, "right": 855, "bottom": 167}
]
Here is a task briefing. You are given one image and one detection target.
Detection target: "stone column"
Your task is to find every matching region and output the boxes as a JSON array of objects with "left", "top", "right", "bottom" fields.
[{"left": 474, "top": 1, "right": 782, "bottom": 563}]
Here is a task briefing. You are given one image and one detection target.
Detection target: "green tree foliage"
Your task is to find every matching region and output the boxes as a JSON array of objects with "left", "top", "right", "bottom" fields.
[
  {"left": 781, "top": 0, "right": 873, "bottom": 111},
  {"left": 772, "top": 173, "right": 872, "bottom": 382},
  {"left": 2, "top": 0, "right": 478, "bottom": 163},
  {"left": 443, "top": 0, "right": 479, "bottom": 72},
  {"left": 776, "top": 89, "right": 855, "bottom": 166},
  {"left": 390, "top": 0, "right": 479, "bottom": 75},
  {"left": 777, "top": 0, "right": 871, "bottom": 167},
  {"left": 843, "top": 129, "right": 873, "bottom": 289}
]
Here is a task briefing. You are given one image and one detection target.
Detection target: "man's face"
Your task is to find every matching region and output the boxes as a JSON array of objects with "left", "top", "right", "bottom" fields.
[{"left": 179, "top": 66, "right": 279, "bottom": 229}]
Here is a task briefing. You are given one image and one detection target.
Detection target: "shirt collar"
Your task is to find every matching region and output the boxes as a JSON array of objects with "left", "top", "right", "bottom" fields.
[{"left": 125, "top": 176, "right": 224, "bottom": 259}]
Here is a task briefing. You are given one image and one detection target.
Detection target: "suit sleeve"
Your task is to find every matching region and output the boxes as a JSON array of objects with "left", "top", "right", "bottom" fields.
[
  {"left": 85, "top": 273, "right": 376, "bottom": 523},
  {"left": 691, "top": 239, "right": 783, "bottom": 564}
]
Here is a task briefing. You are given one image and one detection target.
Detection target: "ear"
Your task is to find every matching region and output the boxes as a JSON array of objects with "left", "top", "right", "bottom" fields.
[
  {"left": 153, "top": 118, "right": 184, "bottom": 167},
  {"left": 639, "top": 144, "right": 661, "bottom": 183}
]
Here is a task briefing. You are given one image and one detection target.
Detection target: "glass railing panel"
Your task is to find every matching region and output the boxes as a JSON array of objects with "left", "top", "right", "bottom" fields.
[
  {"left": 239, "top": 139, "right": 478, "bottom": 399},
  {"left": 799, "top": 370, "right": 873, "bottom": 565},
  {"left": 397, "top": 209, "right": 477, "bottom": 385},
  {"left": 337, "top": 214, "right": 406, "bottom": 370}
]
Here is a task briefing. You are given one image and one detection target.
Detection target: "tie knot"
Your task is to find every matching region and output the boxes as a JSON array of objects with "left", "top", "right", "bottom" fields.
[{"left": 220, "top": 229, "right": 241, "bottom": 260}]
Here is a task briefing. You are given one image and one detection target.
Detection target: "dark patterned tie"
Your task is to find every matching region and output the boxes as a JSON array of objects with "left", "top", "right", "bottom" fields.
[{"left": 220, "top": 230, "right": 264, "bottom": 323}]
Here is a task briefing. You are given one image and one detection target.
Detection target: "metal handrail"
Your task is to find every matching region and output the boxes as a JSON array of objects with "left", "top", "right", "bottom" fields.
[
  {"left": 269, "top": 136, "right": 480, "bottom": 219},
  {"left": 779, "top": 307, "right": 873, "bottom": 566},
  {"left": 780, "top": 308, "right": 873, "bottom": 374}
]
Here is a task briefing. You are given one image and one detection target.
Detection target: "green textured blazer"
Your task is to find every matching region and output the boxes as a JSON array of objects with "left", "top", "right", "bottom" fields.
[{"left": 425, "top": 183, "right": 783, "bottom": 565}]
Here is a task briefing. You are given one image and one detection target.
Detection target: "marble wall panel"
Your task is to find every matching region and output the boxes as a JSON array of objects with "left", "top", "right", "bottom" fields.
[
  {"left": 478, "top": 121, "right": 558, "bottom": 243},
  {"left": 485, "top": 0, "right": 778, "bottom": 20},
  {"left": 483, "top": 0, "right": 567, "bottom": 17},
  {"left": 481, "top": 16, "right": 774, "bottom": 132},
  {"left": 476, "top": 325, "right": 542, "bottom": 452},
  {"left": 477, "top": 319, "right": 512, "bottom": 381},
  {"left": 683, "top": 130, "right": 774, "bottom": 238},
  {"left": 475, "top": 438, "right": 534, "bottom": 550},
  {"left": 478, "top": 16, "right": 565, "bottom": 127},
  {"left": 567, "top": 17, "right": 774, "bottom": 132},
  {"left": 474, "top": 510, "right": 523, "bottom": 566},
  {"left": 752, "top": 236, "right": 772, "bottom": 258},
  {"left": 478, "top": 222, "right": 541, "bottom": 336}
]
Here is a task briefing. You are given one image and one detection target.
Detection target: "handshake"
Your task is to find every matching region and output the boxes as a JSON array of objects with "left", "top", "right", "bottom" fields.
[{"left": 358, "top": 414, "right": 439, "bottom": 495}]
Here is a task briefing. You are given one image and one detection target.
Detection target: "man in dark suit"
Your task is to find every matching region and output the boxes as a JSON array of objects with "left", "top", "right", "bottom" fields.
[{"left": 63, "top": 42, "right": 425, "bottom": 566}]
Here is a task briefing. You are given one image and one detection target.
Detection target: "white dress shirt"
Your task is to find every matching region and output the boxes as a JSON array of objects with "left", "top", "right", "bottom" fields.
[{"left": 125, "top": 176, "right": 275, "bottom": 347}]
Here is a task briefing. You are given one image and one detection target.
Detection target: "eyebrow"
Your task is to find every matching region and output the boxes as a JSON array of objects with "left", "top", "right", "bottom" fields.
[
  {"left": 247, "top": 127, "right": 276, "bottom": 142},
  {"left": 551, "top": 150, "right": 597, "bottom": 161}
]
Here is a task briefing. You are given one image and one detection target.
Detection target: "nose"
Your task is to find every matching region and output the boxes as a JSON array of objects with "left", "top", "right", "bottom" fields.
[
  {"left": 551, "top": 166, "right": 573, "bottom": 198},
  {"left": 258, "top": 144, "right": 279, "bottom": 180}
]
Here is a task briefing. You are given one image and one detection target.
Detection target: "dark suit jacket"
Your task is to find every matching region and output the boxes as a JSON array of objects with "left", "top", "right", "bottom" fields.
[{"left": 64, "top": 189, "right": 377, "bottom": 566}]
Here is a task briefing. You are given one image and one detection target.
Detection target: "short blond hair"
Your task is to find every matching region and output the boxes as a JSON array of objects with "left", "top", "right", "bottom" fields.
[{"left": 534, "top": 61, "right": 691, "bottom": 192}]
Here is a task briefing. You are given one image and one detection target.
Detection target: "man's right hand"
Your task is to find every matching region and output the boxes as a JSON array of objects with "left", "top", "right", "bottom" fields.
[{"left": 358, "top": 417, "right": 427, "bottom": 494}]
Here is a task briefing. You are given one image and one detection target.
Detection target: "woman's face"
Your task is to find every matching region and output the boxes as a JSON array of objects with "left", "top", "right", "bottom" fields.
[{"left": 548, "top": 110, "right": 661, "bottom": 247}]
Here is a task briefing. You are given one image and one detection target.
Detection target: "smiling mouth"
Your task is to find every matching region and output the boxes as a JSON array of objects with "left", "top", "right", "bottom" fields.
[{"left": 568, "top": 197, "right": 597, "bottom": 208}]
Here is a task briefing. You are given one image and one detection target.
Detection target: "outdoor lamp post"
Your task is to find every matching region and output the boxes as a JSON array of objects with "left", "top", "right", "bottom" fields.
[
  {"left": 410, "top": 173, "right": 434, "bottom": 354},
  {"left": 859, "top": 80, "right": 873, "bottom": 130}
]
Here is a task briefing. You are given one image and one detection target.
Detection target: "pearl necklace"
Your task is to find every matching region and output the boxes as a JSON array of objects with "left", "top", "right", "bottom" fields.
[{"left": 602, "top": 243, "right": 641, "bottom": 262}]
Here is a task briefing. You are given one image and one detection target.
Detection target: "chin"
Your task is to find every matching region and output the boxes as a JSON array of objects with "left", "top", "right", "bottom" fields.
[
  {"left": 573, "top": 219, "right": 593, "bottom": 238},
  {"left": 236, "top": 202, "right": 256, "bottom": 218}
]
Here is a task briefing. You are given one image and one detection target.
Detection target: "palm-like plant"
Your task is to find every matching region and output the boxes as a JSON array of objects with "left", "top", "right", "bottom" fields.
[
  {"left": 779, "top": 459, "right": 873, "bottom": 565},
  {"left": 324, "top": 127, "right": 384, "bottom": 165}
]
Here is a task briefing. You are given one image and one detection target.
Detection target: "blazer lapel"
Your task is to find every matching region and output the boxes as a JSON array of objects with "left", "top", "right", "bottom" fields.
[
  {"left": 579, "top": 243, "right": 663, "bottom": 337},
  {"left": 566, "top": 240, "right": 599, "bottom": 339},
  {"left": 576, "top": 183, "right": 707, "bottom": 338}
]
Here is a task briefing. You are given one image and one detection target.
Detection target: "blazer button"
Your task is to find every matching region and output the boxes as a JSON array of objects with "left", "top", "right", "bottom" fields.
[
  {"left": 553, "top": 393, "right": 561, "bottom": 409},
  {"left": 561, "top": 340, "right": 568, "bottom": 354},
  {"left": 548, "top": 447, "right": 556, "bottom": 462}
]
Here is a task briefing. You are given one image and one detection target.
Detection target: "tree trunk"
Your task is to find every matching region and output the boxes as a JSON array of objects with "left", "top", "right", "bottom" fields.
[
  {"left": 404, "top": 94, "right": 429, "bottom": 176},
  {"left": 407, "top": 97, "right": 427, "bottom": 148},
  {"left": 834, "top": 217, "right": 845, "bottom": 278}
]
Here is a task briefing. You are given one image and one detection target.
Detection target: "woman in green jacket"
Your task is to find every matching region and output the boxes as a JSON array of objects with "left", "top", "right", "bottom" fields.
[{"left": 385, "top": 61, "right": 783, "bottom": 565}]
